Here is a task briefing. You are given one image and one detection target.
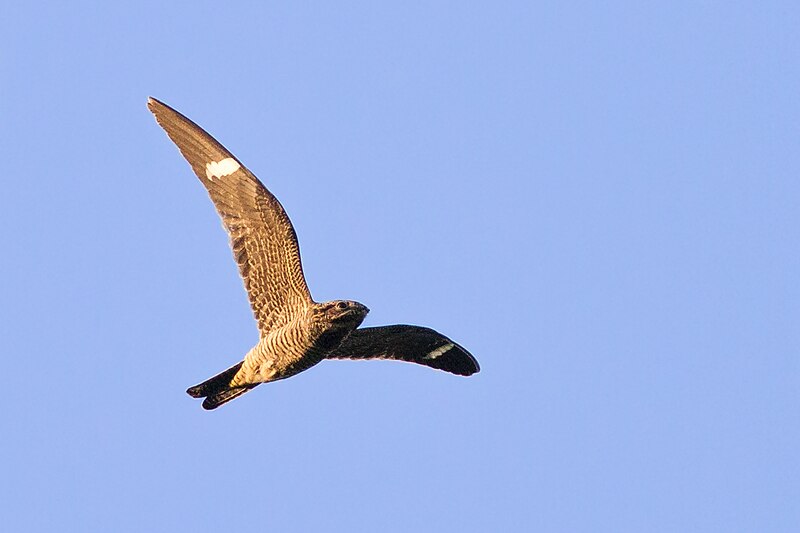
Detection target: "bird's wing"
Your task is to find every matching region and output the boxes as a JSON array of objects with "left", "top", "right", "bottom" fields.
[
  {"left": 148, "top": 98, "right": 312, "bottom": 334},
  {"left": 326, "top": 325, "right": 480, "bottom": 376}
]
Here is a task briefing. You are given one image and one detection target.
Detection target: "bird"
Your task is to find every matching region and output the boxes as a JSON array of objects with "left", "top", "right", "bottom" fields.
[{"left": 148, "top": 97, "right": 479, "bottom": 409}]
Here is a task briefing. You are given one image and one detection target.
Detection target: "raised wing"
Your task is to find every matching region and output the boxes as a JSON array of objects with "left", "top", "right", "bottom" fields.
[
  {"left": 326, "top": 325, "right": 480, "bottom": 376},
  {"left": 148, "top": 98, "right": 312, "bottom": 334}
]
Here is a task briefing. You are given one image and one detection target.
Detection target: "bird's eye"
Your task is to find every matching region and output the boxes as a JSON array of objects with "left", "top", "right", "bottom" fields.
[{"left": 336, "top": 301, "right": 348, "bottom": 310}]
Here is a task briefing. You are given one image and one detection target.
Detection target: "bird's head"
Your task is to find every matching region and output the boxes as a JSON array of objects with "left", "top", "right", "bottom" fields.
[
  {"left": 312, "top": 300, "right": 370, "bottom": 328},
  {"left": 309, "top": 300, "right": 370, "bottom": 351}
]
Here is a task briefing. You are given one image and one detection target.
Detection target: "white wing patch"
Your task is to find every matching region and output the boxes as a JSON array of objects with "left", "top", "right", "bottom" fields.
[
  {"left": 205, "top": 158, "right": 240, "bottom": 181},
  {"left": 424, "top": 343, "right": 454, "bottom": 360}
]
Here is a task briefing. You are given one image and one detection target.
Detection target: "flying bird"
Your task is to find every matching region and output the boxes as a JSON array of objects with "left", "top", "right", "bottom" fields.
[{"left": 148, "top": 97, "right": 479, "bottom": 409}]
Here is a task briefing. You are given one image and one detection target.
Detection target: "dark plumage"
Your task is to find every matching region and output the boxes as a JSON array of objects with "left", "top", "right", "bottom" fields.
[{"left": 148, "top": 97, "right": 479, "bottom": 410}]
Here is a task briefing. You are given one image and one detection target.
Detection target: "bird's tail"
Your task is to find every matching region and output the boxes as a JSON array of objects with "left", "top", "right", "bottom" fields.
[{"left": 186, "top": 361, "right": 254, "bottom": 410}]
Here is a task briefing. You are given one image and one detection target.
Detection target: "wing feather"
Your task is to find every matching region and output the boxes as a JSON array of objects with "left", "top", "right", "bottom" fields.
[
  {"left": 148, "top": 97, "right": 312, "bottom": 334},
  {"left": 327, "top": 325, "right": 480, "bottom": 376}
]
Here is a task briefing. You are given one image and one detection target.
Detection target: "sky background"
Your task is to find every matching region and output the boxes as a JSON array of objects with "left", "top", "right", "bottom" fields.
[{"left": 2, "top": 1, "right": 799, "bottom": 531}]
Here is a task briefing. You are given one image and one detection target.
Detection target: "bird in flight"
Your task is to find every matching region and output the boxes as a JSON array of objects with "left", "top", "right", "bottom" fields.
[{"left": 148, "top": 98, "right": 479, "bottom": 409}]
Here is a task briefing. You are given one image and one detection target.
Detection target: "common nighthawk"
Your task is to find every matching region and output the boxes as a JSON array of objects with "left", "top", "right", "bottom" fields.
[{"left": 148, "top": 98, "right": 479, "bottom": 409}]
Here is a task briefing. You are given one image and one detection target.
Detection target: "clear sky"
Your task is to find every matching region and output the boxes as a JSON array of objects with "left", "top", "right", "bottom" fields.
[{"left": 2, "top": 2, "right": 798, "bottom": 531}]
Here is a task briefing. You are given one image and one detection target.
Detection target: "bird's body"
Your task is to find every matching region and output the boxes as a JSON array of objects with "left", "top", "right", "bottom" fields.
[
  {"left": 233, "top": 300, "right": 369, "bottom": 387},
  {"left": 148, "top": 97, "right": 479, "bottom": 409}
]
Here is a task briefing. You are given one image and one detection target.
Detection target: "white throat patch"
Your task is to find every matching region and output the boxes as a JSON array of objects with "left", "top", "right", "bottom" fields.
[{"left": 206, "top": 158, "right": 240, "bottom": 181}]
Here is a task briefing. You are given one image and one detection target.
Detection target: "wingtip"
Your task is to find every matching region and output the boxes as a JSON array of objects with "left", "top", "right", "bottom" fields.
[
  {"left": 458, "top": 362, "right": 480, "bottom": 377},
  {"left": 147, "top": 96, "right": 165, "bottom": 114},
  {"left": 448, "top": 343, "right": 481, "bottom": 376},
  {"left": 467, "top": 351, "right": 480, "bottom": 375}
]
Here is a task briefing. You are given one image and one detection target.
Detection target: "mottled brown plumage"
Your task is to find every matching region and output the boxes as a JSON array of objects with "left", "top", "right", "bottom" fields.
[{"left": 148, "top": 97, "right": 479, "bottom": 410}]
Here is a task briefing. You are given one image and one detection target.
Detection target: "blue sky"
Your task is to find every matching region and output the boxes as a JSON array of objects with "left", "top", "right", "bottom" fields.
[{"left": 2, "top": 1, "right": 798, "bottom": 531}]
